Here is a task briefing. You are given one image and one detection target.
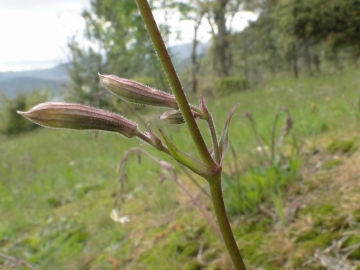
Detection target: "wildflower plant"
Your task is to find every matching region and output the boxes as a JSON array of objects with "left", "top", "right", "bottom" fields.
[
  {"left": 18, "top": 0, "right": 247, "bottom": 269},
  {"left": 223, "top": 109, "right": 302, "bottom": 216}
]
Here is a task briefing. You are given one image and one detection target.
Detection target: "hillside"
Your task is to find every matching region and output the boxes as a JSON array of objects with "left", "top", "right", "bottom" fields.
[
  {"left": 0, "top": 77, "right": 67, "bottom": 99},
  {"left": 0, "top": 42, "right": 207, "bottom": 99},
  {"left": 0, "top": 64, "right": 69, "bottom": 99},
  {"left": 171, "top": 42, "right": 209, "bottom": 71},
  {"left": 0, "top": 64, "right": 69, "bottom": 82},
  {"left": 1, "top": 69, "right": 360, "bottom": 269}
]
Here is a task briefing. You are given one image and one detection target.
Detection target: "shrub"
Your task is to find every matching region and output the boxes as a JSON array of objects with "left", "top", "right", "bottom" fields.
[
  {"left": 214, "top": 76, "right": 249, "bottom": 95},
  {"left": 0, "top": 88, "right": 50, "bottom": 135},
  {"left": 223, "top": 109, "right": 303, "bottom": 216}
]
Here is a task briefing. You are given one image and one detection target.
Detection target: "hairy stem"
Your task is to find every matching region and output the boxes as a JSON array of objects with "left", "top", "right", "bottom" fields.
[
  {"left": 208, "top": 174, "right": 247, "bottom": 270},
  {"left": 135, "top": 0, "right": 216, "bottom": 168}
]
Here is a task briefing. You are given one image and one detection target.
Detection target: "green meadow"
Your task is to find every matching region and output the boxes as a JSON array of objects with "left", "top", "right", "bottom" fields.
[{"left": 1, "top": 68, "right": 360, "bottom": 269}]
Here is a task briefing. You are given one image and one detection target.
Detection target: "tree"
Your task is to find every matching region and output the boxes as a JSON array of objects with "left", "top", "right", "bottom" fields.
[
  {"left": 178, "top": 0, "right": 206, "bottom": 93},
  {"left": 229, "top": 0, "right": 360, "bottom": 79},
  {"left": 0, "top": 89, "right": 50, "bottom": 135},
  {"left": 205, "top": 0, "right": 232, "bottom": 77},
  {"left": 290, "top": 0, "right": 360, "bottom": 51},
  {"left": 275, "top": 0, "right": 360, "bottom": 75},
  {"left": 67, "top": 39, "right": 112, "bottom": 108},
  {"left": 204, "top": 0, "right": 256, "bottom": 77},
  {"left": 66, "top": 0, "right": 172, "bottom": 108}
]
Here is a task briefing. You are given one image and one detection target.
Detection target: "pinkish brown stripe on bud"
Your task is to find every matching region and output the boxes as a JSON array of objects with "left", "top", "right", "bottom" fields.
[
  {"left": 159, "top": 109, "right": 202, "bottom": 124},
  {"left": 17, "top": 102, "right": 138, "bottom": 138},
  {"left": 99, "top": 74, "right": 178, "bottom": 109},
  {"left": 159, "top": 110, "right": 185, "bottom": 124},
  {"left": 199, "top": 95, "right": 210, "bottom": 118}
]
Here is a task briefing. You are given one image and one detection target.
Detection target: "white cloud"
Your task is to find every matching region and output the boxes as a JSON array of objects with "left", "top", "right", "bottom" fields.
[
  {"left": 0, "top": 0, "right": 90, "bottom": 11},
  {"left": 155, "top": 9, "right": 258, "bottom": 46},
  {"left": 0, "top": 0, "right": 90, "bottom": 71},
  {"left": 0, "top": 1, "right": 257, "bottom": 72}
]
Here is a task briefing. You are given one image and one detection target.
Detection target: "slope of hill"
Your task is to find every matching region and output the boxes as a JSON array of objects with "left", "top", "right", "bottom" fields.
[
  {"left": 0, "top": 42, "right": 208, "bottom": 99},
  {"left": 0, "top": 69, "right": 359, "bottom": 269},
  {"left": 0, "top": 76, "right": 67, "bottom": 99},
  {"left": 0, "top": 64, "right": 69, "bottom": 99},
  {"left": 0, "top": 64, "right": 69, "bottom": 82},
  {"left": 171, "top": 42, "right": 209, "bottom": 71}
]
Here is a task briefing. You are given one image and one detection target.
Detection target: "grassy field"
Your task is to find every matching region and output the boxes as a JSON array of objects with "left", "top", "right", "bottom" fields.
[{"left": 1, "top": 68, "right": 360, "bottom": 269}]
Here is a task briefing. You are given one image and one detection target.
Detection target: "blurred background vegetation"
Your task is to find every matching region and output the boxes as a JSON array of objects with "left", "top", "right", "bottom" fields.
[
  {"left": 1, "top": 0, "right": 360, "bottom": 269},
  {"left": 2, "top": 0, "right": 360, "bottom": 135}
]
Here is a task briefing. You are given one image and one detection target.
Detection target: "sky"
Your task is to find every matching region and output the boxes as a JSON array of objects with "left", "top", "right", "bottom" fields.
[
  {"left": 0, "top": 0, "right": 257, "bottom": 72},
  {"left": 0, "top": 0, "right": 90, "bottom": 72}
]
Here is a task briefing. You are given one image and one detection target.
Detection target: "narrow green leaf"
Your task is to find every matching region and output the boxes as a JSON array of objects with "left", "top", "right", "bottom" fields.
[
  {"left": 218, "top": 104, "right": 239, "bottom": 163},
  {"left": 158, "top": 129, "right": 220, "bottom": 178}
]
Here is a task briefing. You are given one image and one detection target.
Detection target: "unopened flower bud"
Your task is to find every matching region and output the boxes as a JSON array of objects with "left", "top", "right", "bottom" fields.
[
  {"left": 199, "top": 95, "right": 210, "bottom": 118},
  {"left": 17, "top": 102, "right": 138, "bottom": 138},
  {"left": 99, "top": 74, "right": 178, "bottom": 109},
  {"left": 159, "top": 110, "right": 185, "bottom": 124},
  {"left": 159, "top": 109, "right": 202, "bottom": 124}
]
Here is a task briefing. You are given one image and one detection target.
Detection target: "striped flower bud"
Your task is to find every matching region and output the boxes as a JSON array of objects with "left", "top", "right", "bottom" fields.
[
  {"left": 99, "top": 74, "right": 178, "bottom": 109},
  {"left": 17, "top": 102, "right": 138, "bottom": 138},
  {"left": 159, "top": 110, "right": 185, "bottom": 124},
  {"left": 199, "top": 95, "right": 210, "bottom": 119},
  {"left": 159, "top": 109, "right": 202, "bottom": 124}
]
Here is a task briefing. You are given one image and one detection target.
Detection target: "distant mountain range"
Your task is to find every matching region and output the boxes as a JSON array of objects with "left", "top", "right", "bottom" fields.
[
  {"left": 0, "top": 42, "right": 209, "bottom": 99},
  {"left": 0, "top": 64, "right": 69, "bottom": 99},
  {"left": 171, "top": 42, "right": 209, "bottom": 69}
]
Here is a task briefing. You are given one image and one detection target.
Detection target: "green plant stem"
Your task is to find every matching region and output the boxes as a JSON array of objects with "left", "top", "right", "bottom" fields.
[
  {"left": 270, "top": 110, "right": 280, "bottom": 164},
  {"left": 249, "top": 119, "right": 271, "bottom": 164},
  {"left": 208, "top": 174, "right": 247, "bottom": 270},
  {"left": 135, "top": 0, "right": 216, "bottom": 169},
  {"left": 229, "top": 142, "right": 239, "bottom": 175}
]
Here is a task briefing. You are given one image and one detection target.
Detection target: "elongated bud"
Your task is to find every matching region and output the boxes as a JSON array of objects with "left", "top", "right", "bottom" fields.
[
  {"left": 199, "top": 95, "right": 210, "bottom": 118},
  {"left": 17, "top": 102, "right": 138, "bottom": 138},
  {"left": 159, "top": 110, "right": 185, "bottom": 124},
  {"left": 159, "top": 109, "right": 202, "bottom": 124},
  {"left": 99, "top": 74, "right": 178, "bottom": 109}
]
